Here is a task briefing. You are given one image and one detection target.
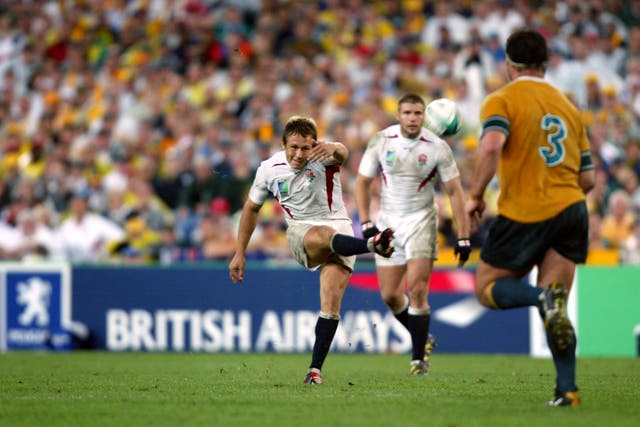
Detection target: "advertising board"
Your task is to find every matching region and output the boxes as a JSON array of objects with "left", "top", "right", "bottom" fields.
[{"left": 71, "top": 265, "right": 529, "bottom": 353}]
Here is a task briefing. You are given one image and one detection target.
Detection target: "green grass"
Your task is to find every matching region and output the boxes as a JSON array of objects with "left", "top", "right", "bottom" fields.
[{"left": 1, "top": 352, "right": 638, "bottom": 427}]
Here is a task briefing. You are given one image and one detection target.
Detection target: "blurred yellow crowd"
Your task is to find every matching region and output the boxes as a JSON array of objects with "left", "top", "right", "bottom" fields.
[{"left": 0, "top": 0, "right": 638, "bottom": 265}]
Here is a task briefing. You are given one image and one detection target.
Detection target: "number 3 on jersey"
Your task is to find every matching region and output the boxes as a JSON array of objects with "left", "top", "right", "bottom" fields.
[{"left": 539, "top": 114, "right": 566, "bottom": 167}]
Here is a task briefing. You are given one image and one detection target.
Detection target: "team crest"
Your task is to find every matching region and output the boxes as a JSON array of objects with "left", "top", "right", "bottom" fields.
[
  {"left": 277, "top": 179, "right": 289, "bottom": 195},
  {"left": 385, "top": 150, "right": 396, "bottom": 166},
  {"left": 305, "top": 170, "right": 316, "bottom": 182},
  {"left": 418, "top": 153, "right": 427, "bottom": 166}
]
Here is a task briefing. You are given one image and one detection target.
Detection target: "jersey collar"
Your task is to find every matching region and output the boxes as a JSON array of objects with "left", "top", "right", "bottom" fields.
[{"left": 514, "top": 75, "right": 547, "bottom": 83}]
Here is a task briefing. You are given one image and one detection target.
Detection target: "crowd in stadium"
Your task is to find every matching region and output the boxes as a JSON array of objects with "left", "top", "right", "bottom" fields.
[{"left": 0, "top": 0, "right": 639, "bottom": 265}]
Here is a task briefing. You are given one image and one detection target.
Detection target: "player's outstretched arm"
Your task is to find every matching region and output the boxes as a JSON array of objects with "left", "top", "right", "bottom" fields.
[
  {"left": 443, "top": 176, "right": 472, "bottom": 267},
  {"left": 229, "top": 199, "right": 262, "bottom": 284},
  {"left": 466, "top": 129, "right": 504, "bottom": 230},
  {"left": 355, "top": 173, "right": 374, "bottom": 222}
]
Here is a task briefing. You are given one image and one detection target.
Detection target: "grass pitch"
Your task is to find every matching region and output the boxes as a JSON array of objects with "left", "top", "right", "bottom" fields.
[{"left": 1, "top": 352, "right": 638, "bottom": 427}]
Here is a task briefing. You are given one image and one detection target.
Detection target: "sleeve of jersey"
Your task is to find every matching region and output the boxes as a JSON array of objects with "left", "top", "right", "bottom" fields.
[
  {"left": 437, "top": 141, "right": 460, "bottom": 183},
  {"left": 357, "top": 133, "right": 383, "bottom": 178},
  {"left": 578, "top": 126, "right": 595, "bottom": 172},
  {"left": 480, "top": 94, "right": 510, "bottom": 138},
  {"left": 247, "top": 166, "right": 268, "bottom": 205}
]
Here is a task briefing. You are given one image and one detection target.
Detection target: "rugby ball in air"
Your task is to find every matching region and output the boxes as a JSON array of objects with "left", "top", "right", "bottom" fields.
[{"left": 424, "top": 98, "right": 462, "bottom": 137}]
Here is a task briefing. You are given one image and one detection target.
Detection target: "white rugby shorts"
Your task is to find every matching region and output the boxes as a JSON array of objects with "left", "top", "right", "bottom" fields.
[
  {"left": 286, "top": 219, "right": 356, "bottom": 271},
  {"left": 375, "top": 208, "right": 438, "bottom": 266}
]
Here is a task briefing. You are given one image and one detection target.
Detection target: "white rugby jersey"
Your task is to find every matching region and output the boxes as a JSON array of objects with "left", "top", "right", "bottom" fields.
[
  {"left": 358, "top": 124, "right": 459, "bottom": 216},
  {"left": 248, "top": 151, "right": 350, "bottom": 224}
]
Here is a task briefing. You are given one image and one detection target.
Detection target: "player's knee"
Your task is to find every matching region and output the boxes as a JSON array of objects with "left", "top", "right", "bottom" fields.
[
  {"left": 304, "top": 228, "right": 324, "bottom": 249},
  {"left": 382, "top": 294, "right": 404, "bottom": 310}
]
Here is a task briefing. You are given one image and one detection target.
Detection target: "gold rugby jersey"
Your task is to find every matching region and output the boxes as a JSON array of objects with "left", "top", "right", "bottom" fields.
[{"left": 480, "top": 76, "right": 593, "bottom": 222}]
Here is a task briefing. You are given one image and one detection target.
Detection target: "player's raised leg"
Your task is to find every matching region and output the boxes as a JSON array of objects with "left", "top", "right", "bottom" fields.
[{"left": 330, "top": 228, "right": 395, "bottom": 258}]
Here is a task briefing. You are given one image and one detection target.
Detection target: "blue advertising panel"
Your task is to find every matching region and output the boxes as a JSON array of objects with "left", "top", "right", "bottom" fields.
[
  {"left": 71, "top": 264, "right": 529, "bottom": 354},
  {"left": 0, "top": 263, "right": 72, "bottom": 351}
]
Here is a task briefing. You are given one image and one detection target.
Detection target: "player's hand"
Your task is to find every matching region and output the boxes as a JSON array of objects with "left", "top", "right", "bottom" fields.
[
  {"left": 308, "top": 140, "right": 336, "bottom": 163},
  {"left": 465, "top": 196, "right": 486, "bottom": 233},
  {"left": 229, "top": 253, "right": 246, "bottom": 284},
  {"left": 361, "top": 220, "right": 379, "bottom": 239},
  {"left": 454, "top": 238, "right": 471, "bottom": 267}
]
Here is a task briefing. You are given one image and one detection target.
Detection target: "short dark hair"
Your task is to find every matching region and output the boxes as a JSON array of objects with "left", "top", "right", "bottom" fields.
[
  {"left": 505, "top": 28, "right": 549, "bottom": 71},
  {"left": 282, "top": 115, "right": 317, "bottom": 145},
  {"left": 397, "top": 93, "right": 426, "bottom": 110}
]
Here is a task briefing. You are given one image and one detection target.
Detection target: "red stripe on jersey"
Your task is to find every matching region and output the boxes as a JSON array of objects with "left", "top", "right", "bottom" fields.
[
  {"left": 272, "top": 163, "right": 287, "bottom": 167},
  {"left": 418, "top": 168, "right": 438, "bottom": 191},
  {"left": 280, "top": 204, "right": 294, "bottom": 219},
  {"left": 325, "top": 165, "right": 340, "bottom": 211}
]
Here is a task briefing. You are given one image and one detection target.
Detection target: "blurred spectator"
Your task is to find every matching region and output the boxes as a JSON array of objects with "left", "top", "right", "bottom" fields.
[
  {"left": 625, "top": 137, "right": 640, "bottom": 178},
  {"left": 13, "top": 208, "right": 61, "bottom": 261},
  {"left": 128, "top": 178, "right": 174, "bottom": 231},
  {"left": 177, "top": 155, "right": 229, "bottom": 215},
  {"left": 619, "top": 0, "right": 640, "bottom": 26},
  {"left": 0, "top": 218, "right": 22, "bottom": 260},
  {"left": 451, "top": 78, "right": 481, "bottom": 134},
  {"left": 56, "top": 187, "right": 125, "bottom": 263},
  {"left": 452, "top": 35, "right": 496, "bottom": 104},
  {"left": 245, "top": 200, "right": 290, "bottom": 260},
  {"left": 192, "top": 211, "right": 236, "bottom": 261},
  {"left": 584, "top": 73, "right": 604, "bottom": 112},
  {"left": 621, "top": 217, "right": 640, "bottom": 264},
  {"left": 152, "top": 147, "right": 194, "bottom": 210},
  {"left": 156, "top": 226, "right": 184, "bottom": 265},
  {"left": 586, "top": 167, "right": 610, "bottom": 216},
  {"left": 174, "top": 154, "right": 230, "bottom": 246},
  {"left": 588, "top": 211, "right": 607, "bottom": 252},
  {"left": 482, "top": 32, "right": 506, "bottom": 65},
  {"left": 616, "top": 165, "right": 640, "bottom": 212},
  {"left": 111, "top": 210, "right": 161, "bottom": 264},
  {"left": 224, "top": 152, "right": 256, "bottom": 214},
  {"left": 475, "top": 0, "right": 524, "bottom": 47},
  {"left": 245, "top": 218, "right": 291, "bottom": 261},
  {"left": 421, "top": 2, "right": 470, "bottom": 49},
  {"left": 600, "top": 189, "right": 635, "bottom": 249}
]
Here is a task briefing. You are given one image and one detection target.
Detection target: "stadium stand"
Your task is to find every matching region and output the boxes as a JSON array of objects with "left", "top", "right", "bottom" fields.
[{"left": 0, "top": 1, "right": 638, "bottom": 265}]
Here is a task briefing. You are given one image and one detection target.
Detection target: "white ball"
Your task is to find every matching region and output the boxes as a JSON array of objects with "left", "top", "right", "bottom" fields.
[{"left": 424, "top": 98, "right": 462, "bottom": 137}]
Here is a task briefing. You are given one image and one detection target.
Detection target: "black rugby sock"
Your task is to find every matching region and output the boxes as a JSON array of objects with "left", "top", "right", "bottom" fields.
[
  {"left": 546, "top": 325, "right": 578, "bottom": 392},
  {"left": 330, "top": 233, "right": 369, "bottom": 256},
  {"left": 408, "top": 312, "right": 430, "bottom": 361},
  {"left": 490, "top": 277, "right": 542, "bottom": 309},
  {"left": 392, "top": 295, "right": 410, "bottom": 329},
  {"left": 309, "top": 315, "right": 339, "bottom": 370},
  {"left": 394, "top": 307, "right": 409, "bottom": 329}
]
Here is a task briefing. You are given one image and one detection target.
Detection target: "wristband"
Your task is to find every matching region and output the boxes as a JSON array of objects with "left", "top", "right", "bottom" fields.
[
  {"left": 361, "top": 221, "right": 375, "bottom": 231},
  {"left": 457, "top": 238, "right": 471, "bottom": 246}
]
